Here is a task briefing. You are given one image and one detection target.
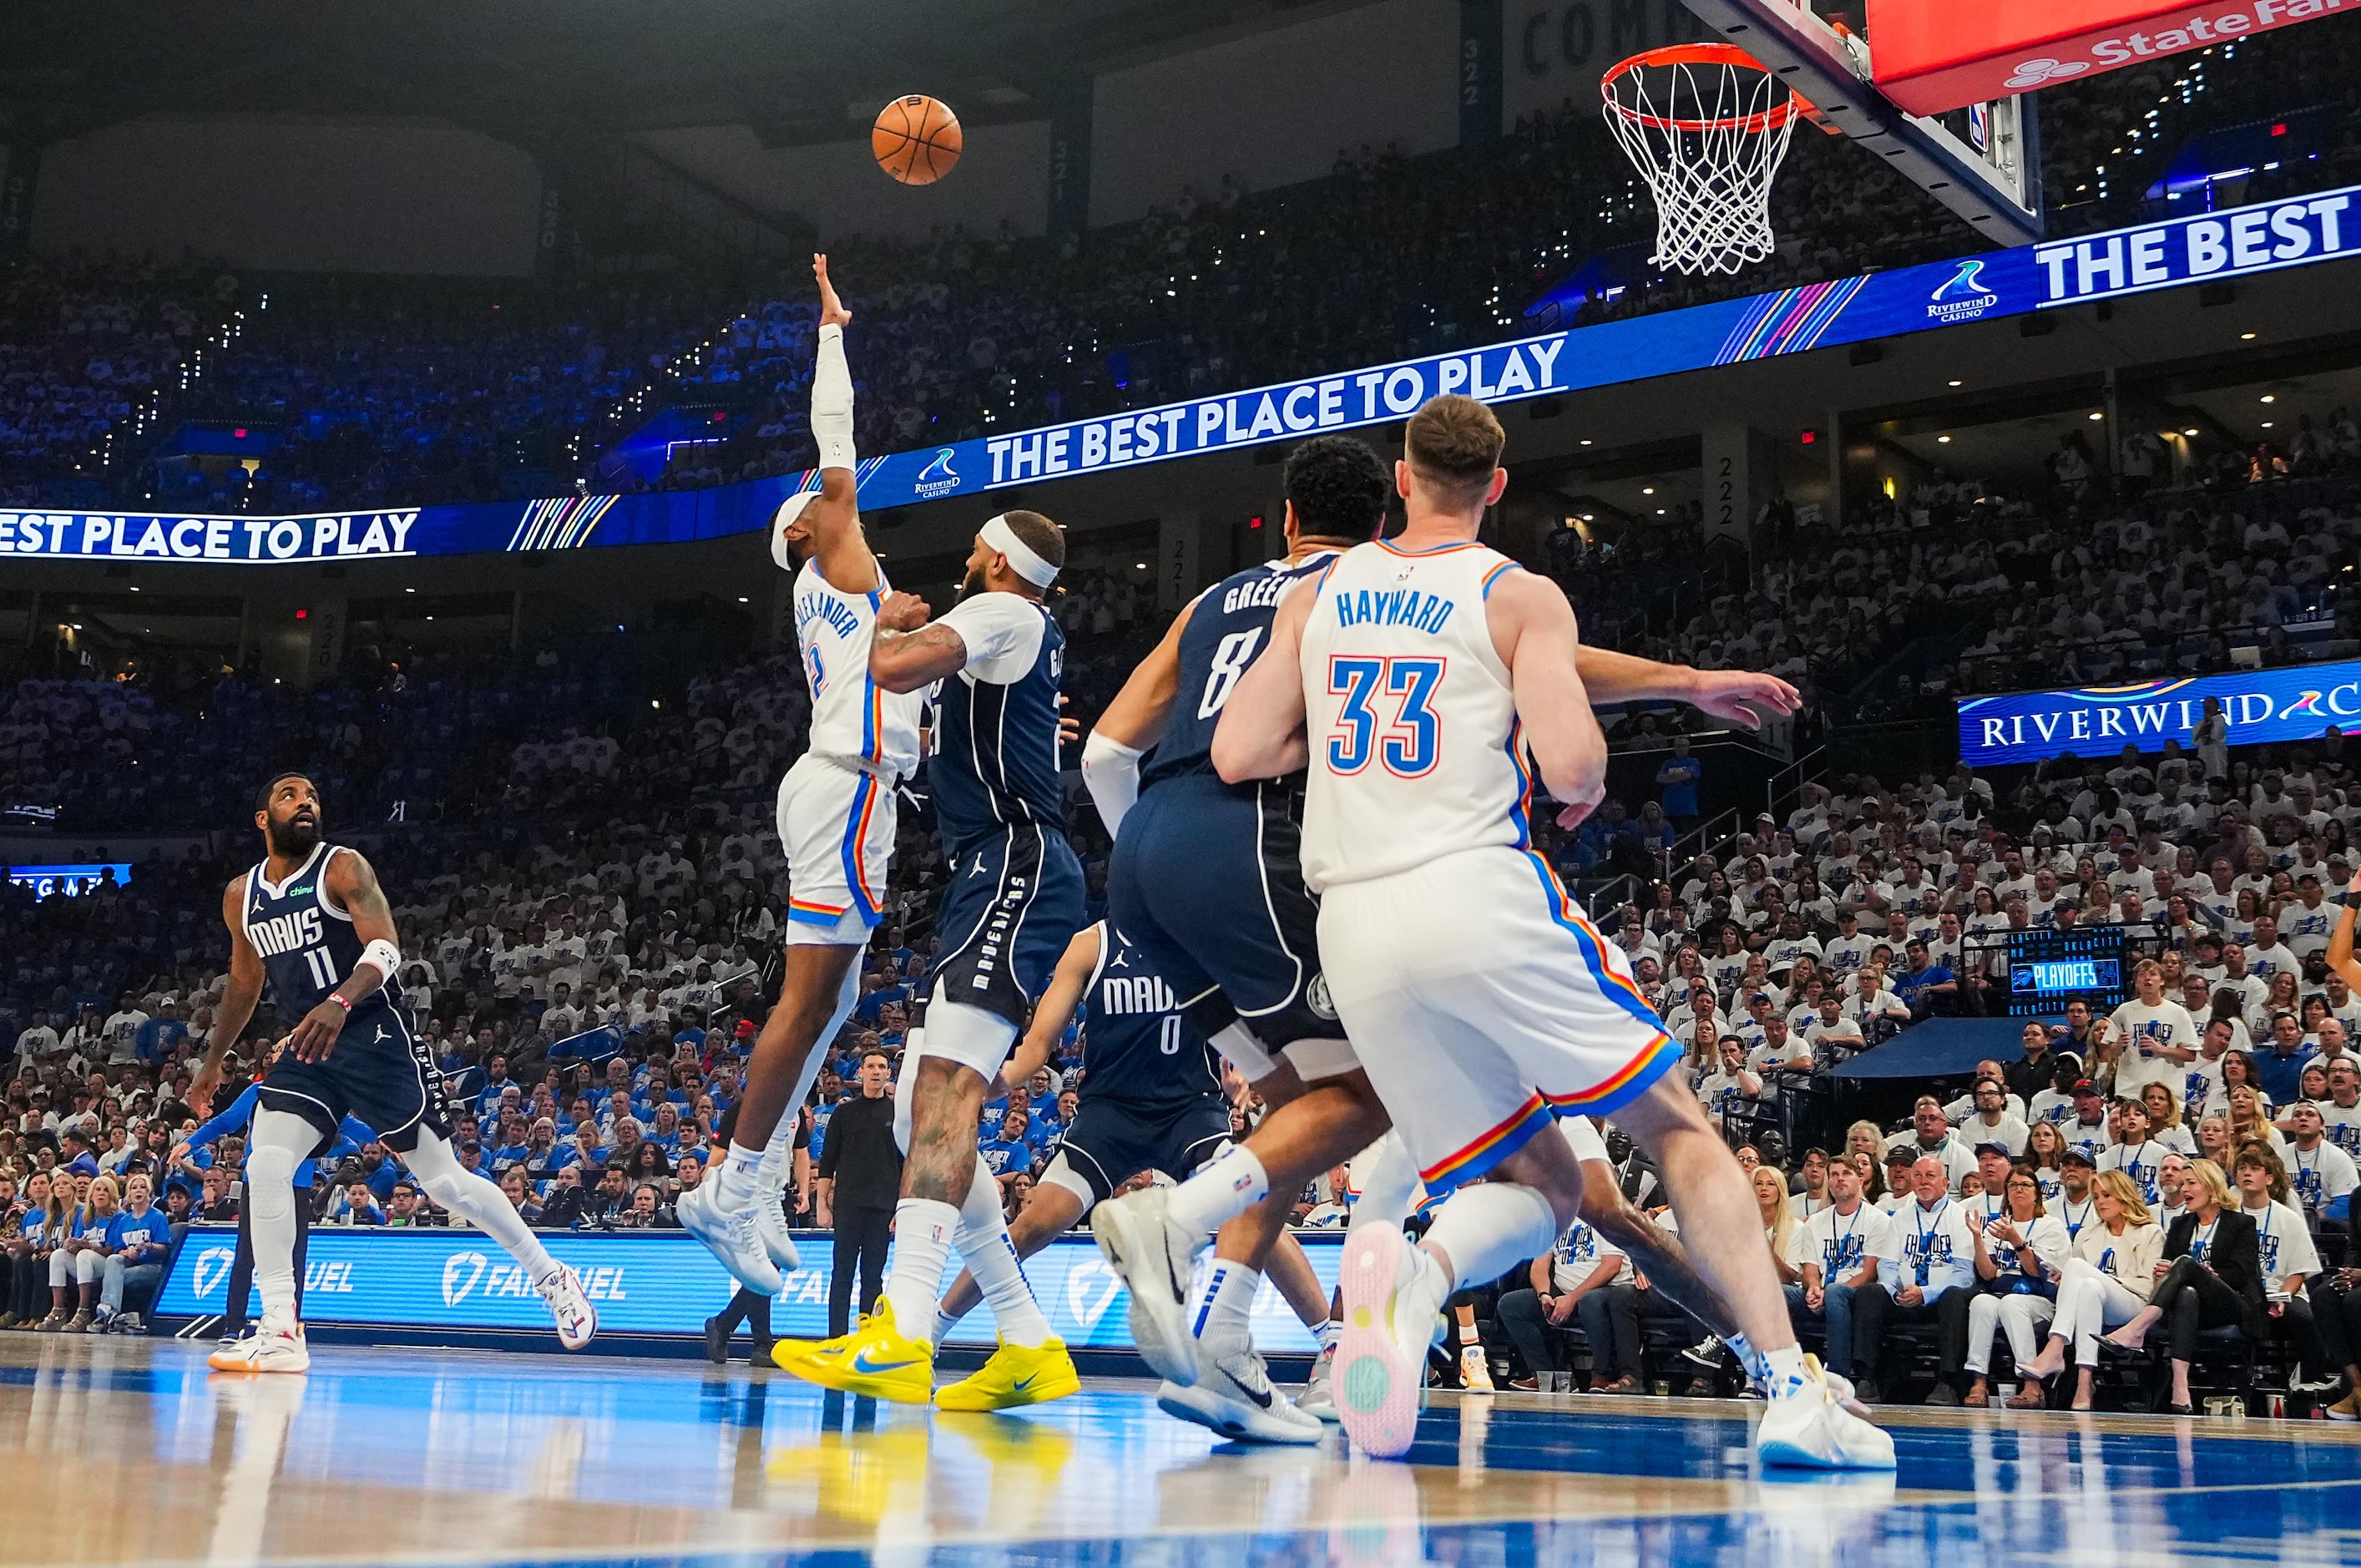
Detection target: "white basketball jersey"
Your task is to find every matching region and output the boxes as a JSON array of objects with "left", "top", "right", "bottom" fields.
[
  {"left": 1298, "top": 539, "right": 1527, "bottom": 892},
  {"left": 794, "top": 559, "right": 924, "bottom": 778}
]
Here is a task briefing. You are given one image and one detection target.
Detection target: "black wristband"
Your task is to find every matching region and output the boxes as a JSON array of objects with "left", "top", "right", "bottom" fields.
[{"left": 2333, "top": 892, "right": 2361, "bottom": 909}]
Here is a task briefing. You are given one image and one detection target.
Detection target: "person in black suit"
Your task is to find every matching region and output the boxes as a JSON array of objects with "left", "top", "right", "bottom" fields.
[{"left": 2099, "top": 1156, "right": 2265, "bottom": 1414}]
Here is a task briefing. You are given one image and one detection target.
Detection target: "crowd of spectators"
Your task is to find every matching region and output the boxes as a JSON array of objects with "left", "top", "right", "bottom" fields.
[{"left": 2, "top": 13, "right": 2354, "bottom": 517}]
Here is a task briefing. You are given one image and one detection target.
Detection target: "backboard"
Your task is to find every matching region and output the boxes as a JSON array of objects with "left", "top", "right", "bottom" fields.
[{"left": 1676, "top": 0, "right": 2045, "bottom": 245}]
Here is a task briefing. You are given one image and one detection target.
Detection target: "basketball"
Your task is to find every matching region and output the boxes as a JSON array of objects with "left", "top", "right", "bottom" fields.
[{"left": 872, "top": 95, "right": 962, "bottom": 185}]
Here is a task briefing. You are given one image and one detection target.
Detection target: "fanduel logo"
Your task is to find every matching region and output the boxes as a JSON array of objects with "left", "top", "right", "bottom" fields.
[
  {"left": 189, "top": 1246, "right": 237, "bottom": 1299},
  {"left": 442, "top": 1251, "right": 490, "bottom": 1305},
  {"left": 1065, "top": 1258, "right": 1123, "bottom": 1332},
  {"left": 1928, "top": 259, "right": 2000, "bottom": 324},
  {"left": 913, "top": 448, "right": 962, "bottom": 501}
]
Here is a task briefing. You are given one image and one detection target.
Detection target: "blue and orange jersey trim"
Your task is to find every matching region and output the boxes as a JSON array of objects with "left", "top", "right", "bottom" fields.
[
  {"left": 1375, "top": 539, "right": 1490, "bottom": 559},
  {"left": 1421, "top": 1094, "right": 1556, "bottom": 1191},
  {"left": 788, "top": 897, "right": 850, "bottom": 926},
  {"left": 1480, "top": 560, "right": 1519, "bottom": 598},
  {"left": 1504, "top": 716, "right": 1533, "bottom": 848},
  {"left": 838, "top": 771, "right": 884, "bottom": 926}
]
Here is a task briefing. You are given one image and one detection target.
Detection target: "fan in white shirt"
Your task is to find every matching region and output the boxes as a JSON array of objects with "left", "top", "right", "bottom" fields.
[
  {"left": 2094, "top": 959, "right": 2201, "bottom": 1102},
  {"left": 2283, "top": 1103, "right": 2361, "bottom": 1218},
  {"left": 1695, "top": 1036, "right": 1767, "bottom": 1130},
  {"left": 2243, "top": 918, "right": 2301, "bottom": 986},
  {"left": 1949, "top": 1079, "right": 2030, "bottom": 1156}
]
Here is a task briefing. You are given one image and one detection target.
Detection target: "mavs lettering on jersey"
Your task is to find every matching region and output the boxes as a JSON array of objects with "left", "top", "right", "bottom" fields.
[
  {"left": 1082, "top": 925, "right": 1221, "bottom": 1114},
  {"left": 243, "top": 842, "right": 404, "bottom": 1024}
]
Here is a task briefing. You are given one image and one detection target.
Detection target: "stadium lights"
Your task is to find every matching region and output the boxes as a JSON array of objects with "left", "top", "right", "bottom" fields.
[
  {"left": 736, "top": 596, "right": 748, "bottom": 604},
  {"left": 1641, "top": 486, "right": 1655, "bottom": 494},
  {"left": 1939, "top": 435, "right": 1952, "bottom": 443},
  {"left": 2184, "top": 427, "right": 2201, "bottom": 436},
  {"left": 1948, "top": 379, "right": 1963, "bottom": 387},
  {"left": 2262, "top": 395, "right": 2277, "bottom": 402},
  {"left": 2088, "top": 412, "right": 2105, "bottom": 421},
  {"left": 1580, "top": 438, "right": 1592, "bottom": 445},
  {"left": 2242, "top": 331, "right": 2258, "bottom": 340}
]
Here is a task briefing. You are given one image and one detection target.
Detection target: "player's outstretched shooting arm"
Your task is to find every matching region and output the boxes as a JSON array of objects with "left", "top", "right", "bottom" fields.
[{"left": 796, "top": 254, "right": 880, "bottom": 597}]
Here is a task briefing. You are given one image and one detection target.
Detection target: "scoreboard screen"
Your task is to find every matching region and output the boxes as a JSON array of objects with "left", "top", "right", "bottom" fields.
[{"left": 2002, "top": 928, "right": 2132, "bottom": 1016}]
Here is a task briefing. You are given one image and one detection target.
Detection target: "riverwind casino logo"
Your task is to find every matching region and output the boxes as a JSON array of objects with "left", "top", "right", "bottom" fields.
[
  {"left": 1958, "top": 665, "right": 2361, "bottom": 766},
  {"left": 913, "top": 448, "right": 962, "bottom": 501},
  {"left": 1928, "top": 259, "right": 2001, "bottom": 324}
]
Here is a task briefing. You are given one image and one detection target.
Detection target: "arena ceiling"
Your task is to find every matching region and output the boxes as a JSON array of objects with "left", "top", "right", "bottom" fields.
[{"left": 0, "top": 0, "right": 1349, "bottom": 146}]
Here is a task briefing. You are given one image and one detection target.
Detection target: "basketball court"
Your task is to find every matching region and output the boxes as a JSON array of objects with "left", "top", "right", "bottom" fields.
[{"left": 8, "top": 1336, "right": 2361, "bottom": 1567}]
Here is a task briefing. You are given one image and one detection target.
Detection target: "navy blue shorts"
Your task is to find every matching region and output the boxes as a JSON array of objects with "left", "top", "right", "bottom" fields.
[
  {"left": 1106, "top": 773, "right": 1342, "bottom": 1054},
  {"left": 255, "top": 1004, "right": 452, "bottom": 1154},
  {"left": 929, "top": 823, "right": 1087, "bottom": 1028},
  {"left": 1047, "top": 1095, "right": 1233, "bottom": 1205}
]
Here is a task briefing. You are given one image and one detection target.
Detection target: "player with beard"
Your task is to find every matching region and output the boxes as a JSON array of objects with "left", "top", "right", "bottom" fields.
[
  {"left": 680, "top": 254, "right": 927, "bottom": 1297},
  {"left": 194, "top": 773, "right": 594, "bottom": 1371},
  {"left": 776, "top": 507, "right": 1086, "bottom": 1409}
]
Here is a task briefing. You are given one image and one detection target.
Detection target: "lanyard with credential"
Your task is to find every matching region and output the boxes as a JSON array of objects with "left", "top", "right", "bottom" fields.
[
  {"left": 2192, "top": 1216, "right": 2220, "bottom": 1264},
  {"left": 1914, "top": 1197, "right": 1949, "bottom": 1286},
  {"left": 2061, "top": 1196, "right": 2093, "bottom": 1240}
]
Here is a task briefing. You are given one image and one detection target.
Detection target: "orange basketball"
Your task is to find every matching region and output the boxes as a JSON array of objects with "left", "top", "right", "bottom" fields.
[{"left": 873, "top": 95, "right": 963, "bottom": 186}]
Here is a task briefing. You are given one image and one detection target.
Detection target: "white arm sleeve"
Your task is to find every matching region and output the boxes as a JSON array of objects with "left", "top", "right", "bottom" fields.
[
  {"left": 811, "top": 322, "right": 856, "bottom": 473},
  {"left": 1081, "top": 731, "right": 1145, "bottom": 838}
]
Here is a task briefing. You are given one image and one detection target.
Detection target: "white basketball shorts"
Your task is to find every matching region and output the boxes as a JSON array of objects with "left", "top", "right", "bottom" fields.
[
  {"left": 1315, "top": 845, "right": 1682, "bottom": 1195},
  {"left": 776, "top": 753, "right": 897, "bottom": 946}
]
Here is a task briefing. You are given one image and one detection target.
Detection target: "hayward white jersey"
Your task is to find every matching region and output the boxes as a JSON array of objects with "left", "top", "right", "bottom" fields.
[
  {"left": 1299, "top": 539, "right": 1526, "bottom": 892},
  {"left": 794, "top": 558, "right": 925, "bottom": 778}
]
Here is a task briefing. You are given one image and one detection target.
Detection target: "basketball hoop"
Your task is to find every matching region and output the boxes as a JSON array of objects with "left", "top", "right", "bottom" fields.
[{"left": 1602, "top": 43, "right": 1804, "bottom": 277}]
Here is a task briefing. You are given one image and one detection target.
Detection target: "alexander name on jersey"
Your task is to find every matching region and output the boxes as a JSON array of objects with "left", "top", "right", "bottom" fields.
[
  {"left": 1331, "top": 584, "right": 1457, "bottom": 635},
  {"left": 796, "top": 589, "right": 865, "bottom": 642}
]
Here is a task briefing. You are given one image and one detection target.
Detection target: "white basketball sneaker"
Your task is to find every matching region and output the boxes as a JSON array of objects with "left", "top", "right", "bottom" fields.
[
  {"left": 678, "top": 1179, "right": 784, "bottom": 1296},
  {"left": 756, "top": 1188, "right": 801, "bottom": 1273},
  {"left": 1090, "top": 1188, "right": 1205, "bottom": 1386},
  {"left": 1156, "top": 1342, "right": 1325, "bottom": 1445},
  {"left": 1335, "top": 1223, "right": 1446, "bottom": 1459},
  {"left": 210, "top": 1310, "right": 310, "bottom": 1374},
  {"left": 1754, "top": 1355, "right": 1896, "bottom": 1470},
  {"left": 536, "top": 1263, "right": 599, "bottom": 1352}
]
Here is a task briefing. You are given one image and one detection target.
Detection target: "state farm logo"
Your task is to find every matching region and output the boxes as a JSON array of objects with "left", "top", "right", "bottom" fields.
[
  {"left": 2005, "top": 58, "right": 2091, "bottom": 88},
  {"left": 442, "top": 1251, "right": 491, "bottom": 1305}
]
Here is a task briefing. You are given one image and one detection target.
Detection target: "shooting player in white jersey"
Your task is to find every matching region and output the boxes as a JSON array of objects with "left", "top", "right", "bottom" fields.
[
  {"left": 1206, "top": 394, "right": 1892, "bottom": 1469},
  {"left": 680, "top": 255, "right": 928, "bottom": 1295}
]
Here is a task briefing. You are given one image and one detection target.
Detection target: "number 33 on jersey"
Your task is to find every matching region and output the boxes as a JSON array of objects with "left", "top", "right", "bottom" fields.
[{"left": 1300, "top": 541, "right": 1524, "bottom": 891}]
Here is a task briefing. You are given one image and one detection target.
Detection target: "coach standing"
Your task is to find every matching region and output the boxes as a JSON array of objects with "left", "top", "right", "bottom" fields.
[{"left": 816, "top": 1049, "right": 901, "bottom": 1338}]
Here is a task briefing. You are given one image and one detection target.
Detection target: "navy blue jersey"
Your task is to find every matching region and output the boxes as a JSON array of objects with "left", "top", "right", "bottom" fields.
[
  {"left": 1142, "top": 551, "right": 1341, "bottom": 792},
  {"left": 240, "top": 843, "right": 405, "bottom": 1027},
  {"left": 1079, "top": 922, "right": 1221, "bottom": 1115},
  {"left": 930, "top": 594, "right": 1068, "bottom": 848}
]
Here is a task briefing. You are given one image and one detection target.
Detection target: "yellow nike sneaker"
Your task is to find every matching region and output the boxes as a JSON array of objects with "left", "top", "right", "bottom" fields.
[
  {"left": 772, "top": 1301, "right": 935, "bottom": 1404},
  {"left": 933, "top": 1337, "right": 1081, "bottom": 1411}
]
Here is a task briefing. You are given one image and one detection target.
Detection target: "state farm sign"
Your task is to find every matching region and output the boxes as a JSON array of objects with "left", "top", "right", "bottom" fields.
[{"left": 1864, "top": 0, "right": 2351, "bottom": 117}]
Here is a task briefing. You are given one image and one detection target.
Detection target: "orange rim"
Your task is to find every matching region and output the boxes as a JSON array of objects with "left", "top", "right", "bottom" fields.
[{"left": 1601, "top": 43, "right": 1808, "bottom": 134}]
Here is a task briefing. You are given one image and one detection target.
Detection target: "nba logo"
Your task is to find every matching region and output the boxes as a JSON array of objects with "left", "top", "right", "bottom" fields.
[{"left": 1968, "top": 103, "right": 1990, "bottom": 154}]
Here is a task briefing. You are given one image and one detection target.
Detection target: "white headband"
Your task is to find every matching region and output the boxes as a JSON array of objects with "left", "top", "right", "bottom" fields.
[
  {"left": 982, "top": 514, "right": 1059, "bottom": 588},
  {"left": 771, "top": 489, "right": 822, "bottom": 572}
]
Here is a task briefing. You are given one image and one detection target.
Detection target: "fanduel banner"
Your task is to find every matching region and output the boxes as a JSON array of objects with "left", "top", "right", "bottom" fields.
[
  {"left": 13, "top": 180, "right": 2359, "bottom": 567},
  {"left": 154, "top": 1225, "right": 1344, "bottom": 1353},
  {"left": 1956, "top": 660, "right": 2361, "bottom": 766}
]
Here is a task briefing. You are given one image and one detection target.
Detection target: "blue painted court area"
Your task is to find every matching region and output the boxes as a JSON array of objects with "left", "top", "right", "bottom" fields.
[{"left": 7, "top": 1339, "right": 2361, "bottom": 1568}]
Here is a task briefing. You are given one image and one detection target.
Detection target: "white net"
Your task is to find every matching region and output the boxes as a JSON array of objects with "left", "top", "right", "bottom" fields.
[{"left": 1602, "top": 46, "right": 1801, "bottom": 276}]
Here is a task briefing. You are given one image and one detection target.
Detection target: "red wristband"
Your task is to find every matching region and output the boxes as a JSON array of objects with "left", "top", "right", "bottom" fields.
[{"left": 326, "top": 994, "right": 351, "bottom": 1014}]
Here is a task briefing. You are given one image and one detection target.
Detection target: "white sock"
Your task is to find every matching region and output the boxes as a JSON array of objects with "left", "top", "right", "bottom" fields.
[
  {"left": 932, "top": 1307, "right": 961, "bottom": 1353},
  {"left": 957, "top": 1154, "right": 1054, "bottom": 1348},
  {"left": 759, "top": 959, "right": 861, "bottom": 1186},
  {"left": 1167, "top": 1145, "right": 1270, "bottom": 1240},
  {"left": 1457, "top": 1319, "right": 1480, "bottom": 1347},
  {"left": 1192, "top": 1259, "right": 1261, "bottom": 1348},
  {"left": 1316, "top": 1319, "right": 1341, "bottom": 1354},
  {"left": 882, "top": 1197, "right": 958, "bottom": 1332},
  {"left": 1421, "top": 1183, "right": 1560, "bottom": 1295},
  {"left": 1347, "top": 1133, "right": 1422, "bottom": 1232},
  {"left": 718, "top": 1141, "right": 766, "bottom": 1201},
  {"left": 1764, "top": 1343, "right": 1812, "bottom": 1398}
]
